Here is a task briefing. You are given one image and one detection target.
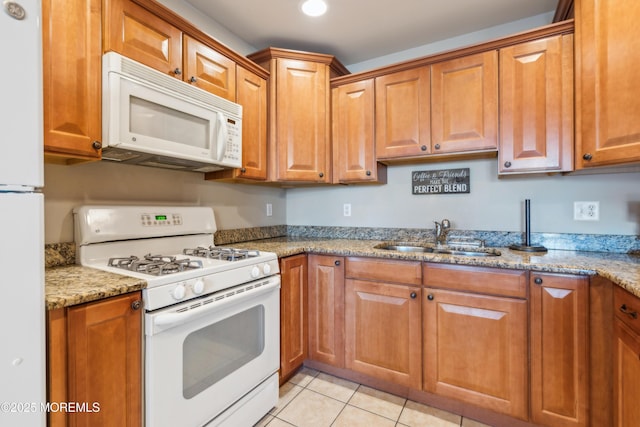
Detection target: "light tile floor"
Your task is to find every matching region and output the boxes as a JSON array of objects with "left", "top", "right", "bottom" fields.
[{"left": 255, "top": 367, "right": 493, "bottom": 427}]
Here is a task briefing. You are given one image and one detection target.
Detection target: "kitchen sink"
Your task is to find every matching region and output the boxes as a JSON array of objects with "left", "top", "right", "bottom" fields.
[
  {"left": 374, "top": 243, "right": 500, "bottom": 257},
  {"left": 376, "top": 244, "right": 435, "bottom": 253}
]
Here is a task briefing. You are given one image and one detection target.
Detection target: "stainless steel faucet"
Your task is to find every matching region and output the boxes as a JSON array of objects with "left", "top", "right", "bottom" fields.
[{"left": 434, "top": 219, "right": 451, "bottom": 245}]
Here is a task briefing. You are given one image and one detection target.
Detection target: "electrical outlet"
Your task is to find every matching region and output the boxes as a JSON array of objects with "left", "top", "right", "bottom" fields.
[
  {"left": 343, "top": 203, "right": 351, "bottom": 217},
  {"left": 266, "top": 203, "right": 272, "bottom": 217},
  {"left": 574, "top": 201, "right": 599, "bottom": 221}
]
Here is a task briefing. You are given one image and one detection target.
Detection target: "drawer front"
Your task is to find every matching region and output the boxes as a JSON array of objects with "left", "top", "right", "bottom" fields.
[
  {"left": 423, "top": 262, "right": 527, "bottom": 298},
  {"left": 614, "top": 285, "right": 640, "bottom": 335},
  {"left": 345, "top": 257, "right": 421, "bottom": 285}
]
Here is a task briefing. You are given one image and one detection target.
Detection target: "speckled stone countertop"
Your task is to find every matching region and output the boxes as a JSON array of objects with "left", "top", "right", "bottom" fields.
[
  {"left": 45, "top": 265, "right": 146, "bottom": 310},
  {"left": 45, "top": 234, "right": 640, "bottom": 310},
  {"left": 223, "top": 237, "right": 640, "bottom": 298}
]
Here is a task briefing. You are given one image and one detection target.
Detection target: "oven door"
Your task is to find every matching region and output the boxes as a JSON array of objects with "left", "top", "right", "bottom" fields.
[{"left": 145, "top": 276, "right": 280, "bottom": 427}]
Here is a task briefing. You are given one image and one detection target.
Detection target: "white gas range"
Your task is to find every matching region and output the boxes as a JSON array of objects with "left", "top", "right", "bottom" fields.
[{"left": 74, "top": 205, "right": 280, "bottom": 427}]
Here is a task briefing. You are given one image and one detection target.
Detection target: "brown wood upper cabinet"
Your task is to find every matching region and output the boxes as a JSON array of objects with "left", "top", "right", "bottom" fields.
[
  {"left": 206, "top": 66, "right": 269, "bottom": 181},
  {"left": 332, "top": 79, "right": 386, "bottom": 183},
  {"left": 248, "top": 48, "right": 349, "bottom": 183},
  {"left": 375, "top": 67, "right": 431, "bottom": 159},
  {"left": 104, "top": 0, "right": 236, "bottom": 101},
  {"left": 104, "top": 0, "right": 182, "bottom": 78},
  {"left": 431, "top": 51, "right": 498, "bottom": 154},
  {"left": 530, "top": 272, "right": 588, "bottom": 427},
  {"left": 499, "top": 34, "right": 574, "bottom": 174},
  {"left": 575, "top": 0, "right": 640, "bottom": 168},
  {"left": 374, "top": 51, "right": 498, "bottom": 161},
  {"left": 43, "top": 0, "right": 102, "bottom": 163}
]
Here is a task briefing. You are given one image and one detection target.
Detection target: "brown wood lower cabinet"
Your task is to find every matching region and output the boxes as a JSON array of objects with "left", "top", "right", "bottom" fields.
[
  {"left": 345, "top": 278, "right": 422, "bottom": 389},
  {"left": 530, "top": 273, "right": 589, "bottom": 427},
  {"left": 279, "top": 254, "right": 308, "bottom": 382},
  {"left": 47, "top": 292, "right": 143, "bottom": 427},
  {"left": 422, "top": 263, "right": 528, "bottom": 420},
  {"left": 307, "top": 254, "right": 345, "bottom": 367},
  {"left": 613, "top": 286, "right": 640, "bottom": 427}
]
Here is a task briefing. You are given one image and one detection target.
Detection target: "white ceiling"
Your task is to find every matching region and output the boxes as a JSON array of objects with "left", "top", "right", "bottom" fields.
[{"left": 185, "top": 0, "right": 559, "bottom": 65}]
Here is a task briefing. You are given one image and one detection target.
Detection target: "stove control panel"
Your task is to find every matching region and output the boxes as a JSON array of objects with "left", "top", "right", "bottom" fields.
[
  {"left": 141, "top": 213, "right": 183, "bottom": 227},
  {"left": 144, "top": 257, "right": 280, "bottom": 311}
]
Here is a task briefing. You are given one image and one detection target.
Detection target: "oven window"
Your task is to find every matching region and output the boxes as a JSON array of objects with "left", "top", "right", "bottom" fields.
[{"left": 182, "top": 305, "right": 265, "bottom": 399}]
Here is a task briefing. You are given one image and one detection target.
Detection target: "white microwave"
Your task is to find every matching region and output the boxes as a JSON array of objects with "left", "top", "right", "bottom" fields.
[{"left": 102, "top": 52, "right": 242, "bottom": 172}]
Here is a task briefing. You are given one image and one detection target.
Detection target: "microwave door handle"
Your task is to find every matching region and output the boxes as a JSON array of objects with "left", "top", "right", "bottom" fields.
[{"left": 215, "top": 112, "right": 228, "bottom": 161}]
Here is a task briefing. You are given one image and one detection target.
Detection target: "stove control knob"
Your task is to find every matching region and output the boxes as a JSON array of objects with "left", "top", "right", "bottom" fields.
[
  {"left": 263, "top": 263, "right": 272, "bottom": 275},
  {"left": 251, "top": 266, "right": 261, "bottom": 278},
  {"left": 192, "top": 279, "right": 205, "bottom": 295},
  {"left": 172, "top": 283, "right": 186, "bottom": 300}
]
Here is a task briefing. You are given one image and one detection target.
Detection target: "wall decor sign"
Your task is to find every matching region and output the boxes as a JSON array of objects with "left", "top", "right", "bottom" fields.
[{"left": 412, "top": 168, "right": 470, "bottom": 195}]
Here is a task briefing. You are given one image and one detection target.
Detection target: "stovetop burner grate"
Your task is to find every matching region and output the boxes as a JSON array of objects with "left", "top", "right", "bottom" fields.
[
  {"left": 183, "top": 246, "right": 260, "bottom": 261},
  {"left": 108, "top": 254, "right": 204, "bottom": 276}
]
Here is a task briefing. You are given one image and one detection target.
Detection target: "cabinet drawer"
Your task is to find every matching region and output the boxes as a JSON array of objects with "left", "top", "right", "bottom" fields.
[
  {"left": 614, "top": 286, "right": 640, "bottom": 335},
  {"left": 345, "top": 257, "right": 421, "bottom": 285},
  {"left": 423, "top": 263, "right": 526, "bottom": 298}
]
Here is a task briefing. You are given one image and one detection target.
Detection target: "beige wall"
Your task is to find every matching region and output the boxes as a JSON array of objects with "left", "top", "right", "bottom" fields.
[
  {"left": 43, "top": 162, "right": 285, "bottom": 243},
  {"left": 286, "top": 159, "right": 640, "bottom": 236}
]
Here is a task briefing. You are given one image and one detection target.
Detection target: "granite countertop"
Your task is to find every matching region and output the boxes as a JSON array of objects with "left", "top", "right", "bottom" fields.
[
  {"left": 45, "top": 237, "right": 640, "bottom": 310},
  {"left": 45, "top": 265, "right": 146, "bottom": 310},
  {"left": 223, "top": 237, "right": 640, "bottom": 297}
]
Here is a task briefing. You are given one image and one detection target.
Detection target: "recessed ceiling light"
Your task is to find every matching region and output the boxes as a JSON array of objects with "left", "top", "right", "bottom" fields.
[{"left": 301, "top": 0, "right": 327, "bottom": 17}]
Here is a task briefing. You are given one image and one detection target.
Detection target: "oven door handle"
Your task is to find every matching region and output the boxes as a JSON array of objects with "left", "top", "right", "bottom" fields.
[{"left": 149, "top": 279, "right": 279, "bottom": 335}]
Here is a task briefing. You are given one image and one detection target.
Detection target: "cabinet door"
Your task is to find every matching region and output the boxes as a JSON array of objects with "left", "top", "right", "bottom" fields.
[
  {"left": 279, "top": 254, "right": 308, "bottom": 382},
  {"left": 67, "top": 292, "right": 142, "bottom": 427},
  {"left": 333, "top": 79, "right": 385, "bottom": 183},
  {"left": 43, "top": 0, "right": 102, "bottom": 161},
  {"left": 104, "top": 0, "right": 182, "bottom": 76},
  {"left": 614, "top": 319, "right": 640, "bottom": 427},
  {"left": 275, "top": 58, "right": 330, "bottom": 182},
  {"left": 183, "top": 35, "right": 236, "bottom": 101},
  {"left": 375, "top": 67, "right": 431, "bottom": 159},
  {"left": 236, "top": 66, "right": 268, "bottom": 180},
  {"left": 530, "top": 273, "right": 588, "bottom": 427},
  {"left": 345, "top": 279, "right": 421, "bottom": 389},
  {"left": 308, "top": 255, "right": 344, "bottom": 367},
  {"left": 575, "top": 0, "right": 640, "bottom": 167},
  {"left": 423, "top": 288, "right": 527, "bottom": 420},
  {"left": 499, "top": 34, "right": 574, "bottom": 174},
  {"left": 431, "top": 51, "right": 498, "bottom": 154}
]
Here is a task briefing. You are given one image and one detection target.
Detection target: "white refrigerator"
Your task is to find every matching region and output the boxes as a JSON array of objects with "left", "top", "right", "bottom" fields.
[{"left": 0, "top": 0, "right": 46, "bottom": 426}]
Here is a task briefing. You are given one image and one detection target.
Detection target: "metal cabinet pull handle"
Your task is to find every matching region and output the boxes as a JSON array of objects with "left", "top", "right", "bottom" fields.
[
  {"left": 131, "top": 300, "right": 142, "bottom": 310},
  {"left": 427, "top": 294, "right": 434, "bottom": 301},
  {"left": 91, "top": 140, "right": 102, "bottom": 150},
  {"left": 189, "top": 76, "right": 197, "bottom": 83},
  {"left": 334, "top": 260, "right": 340, "bottom": 266},
  {"left": 583, "top": 153, "right": 593, "bottom": 161},
  {"left": 620, "top": 304, "right": 638, "bottom": 319},
  {"left": 410, "top": 292, "right": 417, "bottom": 299},
  {"left": 421, "top": 145, "right": 427, "bottom": 151},
  {"left": 173, "top": 68, "right": 182, "bottom": 75},
  {"left": 434, "top": 144, "right": 441, "bottom": 150},
  {"left": 534, "top": 277, "right": 543, "bottom": 285},
  {"left": 504, "top": 161, "right": 512, "bottom": 168}
]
